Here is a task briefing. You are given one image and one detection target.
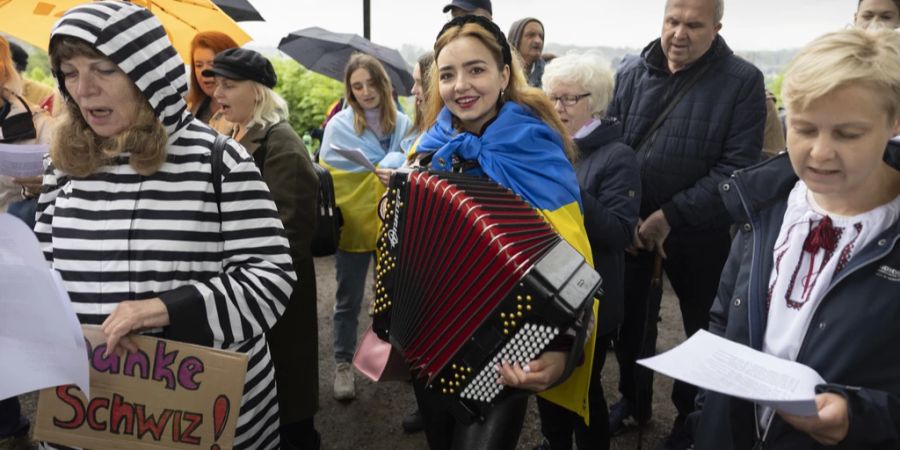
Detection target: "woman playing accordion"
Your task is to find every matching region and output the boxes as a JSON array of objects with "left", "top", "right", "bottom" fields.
[{"left": 380, "top": 15, "right": 599, "bottom": 450}]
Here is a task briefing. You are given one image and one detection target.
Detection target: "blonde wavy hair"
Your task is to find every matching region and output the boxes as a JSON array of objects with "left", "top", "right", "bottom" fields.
[
  {"left": 246, "top": 81, "right": 289, "bottom": 129},
  {"left": 424, "top": 21, "right": 577, "bottom": 162},
  {"left": 343, "top": 53, "right": 398, "bottom": 137},
  {"left": 49, "top": 36, "right": 167, "bottom": 177},
  {"left": 782, "top": 27, "right": 900, "bottom": 121}
]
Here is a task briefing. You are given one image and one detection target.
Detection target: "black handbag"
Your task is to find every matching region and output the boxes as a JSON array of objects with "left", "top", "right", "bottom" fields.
[
  {"left": 255, "top": 127, "right": 343, "bottom": 257},
  {"left": 309, "top": 161, "right": 343, "bottom": 256}
]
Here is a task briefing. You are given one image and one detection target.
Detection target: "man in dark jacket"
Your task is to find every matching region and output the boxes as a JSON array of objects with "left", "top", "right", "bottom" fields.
[{"left": 605, "top": 0, "right": 766, "bottom": 448}]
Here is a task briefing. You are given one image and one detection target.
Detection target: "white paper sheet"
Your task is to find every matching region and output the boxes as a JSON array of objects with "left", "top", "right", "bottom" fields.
[
  {"left": 638, "top": 329, "right": 824, "bottom": 416},
  {"left": 0, "top": 214, "right": 89, "bottom": 400},
  {"left": 0, "top": 143, "right": 47, "bottom": 177},
  {"left": 331, "top": 144, "right": 377, "bottom": 172}
]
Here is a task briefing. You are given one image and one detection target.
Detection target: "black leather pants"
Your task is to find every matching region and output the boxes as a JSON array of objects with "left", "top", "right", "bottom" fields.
[{"left": 413, "top": 378, "right": 528, "bottom": 450}]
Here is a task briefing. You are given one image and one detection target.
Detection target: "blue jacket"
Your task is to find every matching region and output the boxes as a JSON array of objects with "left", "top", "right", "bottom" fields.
[
  {"left": 694, "top": 145, "right": 900, "bottom": 450},
  {"left": 574, "top": 119, "right": 641, "bottom": 336},
  {"left": 607, "top": 35, "right": 766, "bottom": 232}
]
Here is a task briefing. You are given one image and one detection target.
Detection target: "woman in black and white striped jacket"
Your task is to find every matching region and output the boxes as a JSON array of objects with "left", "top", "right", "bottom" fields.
[{"left": 34, "top": 3, "right": 293, "bottom": 449}]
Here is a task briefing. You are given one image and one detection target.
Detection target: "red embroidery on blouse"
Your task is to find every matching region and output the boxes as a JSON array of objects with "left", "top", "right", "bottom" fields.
[
  {"left": 768, "top": 221, "right": 806, "bottom": 309},
  {"left": 778, "top": 217, "right": 841, "bottom": 310},
  {"left": 835, "top": 223, "right": 863, "bottom": 274}
]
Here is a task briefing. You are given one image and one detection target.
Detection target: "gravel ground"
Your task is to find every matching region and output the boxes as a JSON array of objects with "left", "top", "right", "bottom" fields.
[{"left": 21, "top": 255, "right": 689, "bottom": 449}]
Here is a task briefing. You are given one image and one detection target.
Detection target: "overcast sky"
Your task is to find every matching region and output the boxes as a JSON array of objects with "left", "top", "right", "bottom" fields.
[{"left": 241, "top": 0, "right": 855, "bottom": 52}]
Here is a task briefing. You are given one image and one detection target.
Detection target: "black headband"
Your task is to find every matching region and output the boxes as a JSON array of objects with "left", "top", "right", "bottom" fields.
[{"left": 436, "top": 14, "right": 512, "bottom": 67}]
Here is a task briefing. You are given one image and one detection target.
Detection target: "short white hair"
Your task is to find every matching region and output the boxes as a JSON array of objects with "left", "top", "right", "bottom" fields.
[
  {"left": 666, "top": 0, "right": 724, "bottom": 23},
  {"left": 247, "top": 81, "right": 289, "bottom": 129},
  {"left": 542, "top": 53, "right": 615, "bottom": 118}
]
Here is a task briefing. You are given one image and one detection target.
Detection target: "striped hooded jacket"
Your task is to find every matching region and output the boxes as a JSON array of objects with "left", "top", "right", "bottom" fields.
[{"left": 36, "top": 2, "right": 293, "bottom": 449}]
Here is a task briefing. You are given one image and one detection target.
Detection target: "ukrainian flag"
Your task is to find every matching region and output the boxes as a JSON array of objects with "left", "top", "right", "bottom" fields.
[
  {"left": 416, "top": 101, "right": 598, "bottom": 423},
  {"left": 320, "top": 108, "right": 411, "bottom": 252}
]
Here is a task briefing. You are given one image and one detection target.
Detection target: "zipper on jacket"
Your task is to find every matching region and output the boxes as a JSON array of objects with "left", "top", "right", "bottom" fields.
[
  {"left": 730, "top": 170, "right": 767, "bottom": 350},
  {"left": 752, "top": 403, "right": 775, "bottom": 449}
]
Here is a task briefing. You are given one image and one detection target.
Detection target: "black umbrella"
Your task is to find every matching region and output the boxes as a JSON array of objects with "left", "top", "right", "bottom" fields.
[
  {"left": 212, "top": 0, "right": 264, "bottom": 21},
  {"left": 278, "top": 27, "right": 414, "bottom": 95}
]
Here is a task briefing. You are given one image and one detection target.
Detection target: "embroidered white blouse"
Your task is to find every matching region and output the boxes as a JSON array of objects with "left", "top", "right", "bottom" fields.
[{"left": 763, "top": 181, "right": 900, "bottom": 362}]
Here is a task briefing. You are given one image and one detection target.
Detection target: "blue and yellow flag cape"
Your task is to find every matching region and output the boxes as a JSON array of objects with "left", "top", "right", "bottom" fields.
[
  {"left": 320, "top": 108, "right": 411, "bottom": 252},
  {"left": 415, "top": 101, "right": 598, "bottom": 423}
]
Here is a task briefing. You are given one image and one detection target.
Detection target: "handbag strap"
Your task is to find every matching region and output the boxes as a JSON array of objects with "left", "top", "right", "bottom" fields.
[
  {"left": 633, "top": 62, "right": 713, "bottom": 152},
  {"left": 211, "top": 133, "right": 228, "bottom": 215}
]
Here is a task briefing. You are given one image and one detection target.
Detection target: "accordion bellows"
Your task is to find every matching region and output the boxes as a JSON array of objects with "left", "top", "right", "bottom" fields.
[{"left": 373, "top": 170, "right": 600, "bottom": 420}]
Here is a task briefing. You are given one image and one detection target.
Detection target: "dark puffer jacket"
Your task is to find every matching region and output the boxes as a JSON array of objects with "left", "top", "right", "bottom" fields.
[
  {"left": 574, "top": 119, "right": 640, "bottom": 336},
  {"left": 607, "top": 35, "right": 766, "bottom": 232},
  {"left": 694, "top": 145, "right": 900, "bottom": 450}
]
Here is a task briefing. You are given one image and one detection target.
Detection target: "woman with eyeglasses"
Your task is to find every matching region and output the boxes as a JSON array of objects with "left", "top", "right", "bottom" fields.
[{"left": 536, "top": 54, "right": 641, "bottom": 450}]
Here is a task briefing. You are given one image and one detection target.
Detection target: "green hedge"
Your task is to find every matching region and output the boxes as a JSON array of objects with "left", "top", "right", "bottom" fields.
[{"left": 271, "top": 56, "right": 344, "bottom": 149}]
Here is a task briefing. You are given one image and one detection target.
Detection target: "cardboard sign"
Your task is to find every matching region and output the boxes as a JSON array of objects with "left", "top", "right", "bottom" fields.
[{"left": 34, "top": 326, "right": 248, "bottom": 450}]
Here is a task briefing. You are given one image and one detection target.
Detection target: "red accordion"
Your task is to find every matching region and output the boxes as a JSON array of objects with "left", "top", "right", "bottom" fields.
[{"left": 373, "top": 170, "right": 600, "bottom": 420}]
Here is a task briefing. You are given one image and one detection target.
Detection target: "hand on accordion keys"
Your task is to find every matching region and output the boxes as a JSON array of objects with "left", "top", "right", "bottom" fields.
[{"left": 497, "top": 351, "right": 568, "bottom": 392}]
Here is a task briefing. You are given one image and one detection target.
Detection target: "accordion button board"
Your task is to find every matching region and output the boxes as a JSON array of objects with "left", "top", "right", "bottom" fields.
[{"left": 373, "top": 169, "right": 601, "bottom": 421}]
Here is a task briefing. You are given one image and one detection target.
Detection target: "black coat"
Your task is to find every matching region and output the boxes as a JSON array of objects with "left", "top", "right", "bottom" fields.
[
  {"left": 694, "top": 144, "right": 900, "bottom": 450},
  {"left": 241, "top": 121, "right": 321, "bottom": 423},
  {"left": 574, "top": 120, "right": 641, "bottom": 336},
  {"left": 607, "top": 35, "right": 766, "bottom": 233}
]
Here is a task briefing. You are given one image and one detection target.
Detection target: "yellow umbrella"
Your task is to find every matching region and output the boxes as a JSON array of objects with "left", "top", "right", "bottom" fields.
[{"left": 0, "top": 0, "right": 252, "bottom": 60}]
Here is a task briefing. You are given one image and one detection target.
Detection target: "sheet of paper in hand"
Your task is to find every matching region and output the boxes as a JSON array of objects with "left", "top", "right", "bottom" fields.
[
  {"left": 0, "top": 214, "right": 89, "bottom": 401},
  {"left": 34, "top": 326, "right": 249, "bottom": 450},
  {"left": 331, "top": 144, "right": 377, "bottom": 171},
  {"left": 639, "top": 329, "right": 825, "bottom": 416},
  {"left": 0, "top": 143, "right": 47, "bottom": 177}
]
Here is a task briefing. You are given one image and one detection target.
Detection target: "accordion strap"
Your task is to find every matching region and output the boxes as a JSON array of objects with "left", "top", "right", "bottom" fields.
[{"left": 549, "top": 305, "right": 592, "bottom": 389}]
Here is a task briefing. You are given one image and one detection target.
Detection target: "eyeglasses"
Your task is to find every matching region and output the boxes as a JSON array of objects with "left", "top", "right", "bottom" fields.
[{"left": 549, "top": 93, "right": 591, "bottom": 107}]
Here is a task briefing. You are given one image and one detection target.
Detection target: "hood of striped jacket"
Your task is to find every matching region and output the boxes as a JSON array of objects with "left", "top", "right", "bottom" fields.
[{"left": 50, "top": 1, "right": 192, "bottom": 137}]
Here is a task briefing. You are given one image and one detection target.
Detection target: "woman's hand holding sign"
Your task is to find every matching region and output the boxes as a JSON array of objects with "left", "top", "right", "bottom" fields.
[{"left": 101, "top": 298, "right": 170, "bottom": 357}]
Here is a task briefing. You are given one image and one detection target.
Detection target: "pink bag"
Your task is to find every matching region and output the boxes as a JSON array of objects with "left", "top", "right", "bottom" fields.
[{"left": 352, "top": 326, "right": 409, "bottom": 382}]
